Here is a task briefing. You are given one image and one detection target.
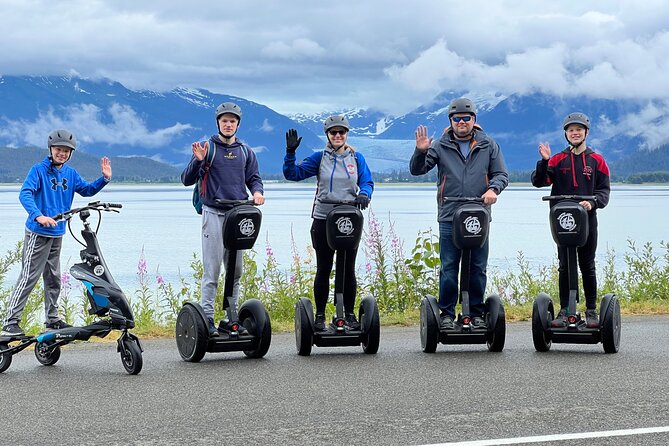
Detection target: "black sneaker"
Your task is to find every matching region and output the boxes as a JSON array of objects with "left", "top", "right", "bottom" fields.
[
  {"left": 1, "top": 324, "right": 25, "bottom": 337},
  {"left": 45, "top": 320, "right": 72, "bottom": 330},
  {"left": 585, "top": 309, "right": 599, "bottom": 328},
  {"left": 472, "top": 316, "right": 487, "bottom": 329},
  {"left": 551, "top": 309, "right": 567, "bottom": 328},
  {"left": 219, "top": 319, "right": 248, "bottom": 335},
  {"left": 345, "top": 313, "right": 361, "bottom": 330},
  {"left": 207, "top": 318, "right": 220, "bottom": 337},
  {"left": 314, "top": 313, "right": 326, "bottom": 332},
  {"left": 439, "top": 315, "right": 455, "bottom": 329}
]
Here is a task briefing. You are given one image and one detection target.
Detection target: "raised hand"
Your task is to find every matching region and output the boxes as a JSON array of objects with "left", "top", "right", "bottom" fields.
[
  {"left": 100, "top": 157, "right": 112, "bottom": 180},
  {"left": 286, "top": 129, "right": 302, "bottom": 154},
  {"left": 415, "top": 125, "right": 433, "bottom": 152},
  {"left": 539, "top": 142, "right": 551, "bottom": 160},
  {"left": 192, "top": 141, "right": 209, "bottom": 162}
]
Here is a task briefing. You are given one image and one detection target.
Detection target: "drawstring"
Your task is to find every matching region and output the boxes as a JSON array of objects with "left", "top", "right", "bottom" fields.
[{"left": 570, "top": 152, "right": 578, "bottom": 187}]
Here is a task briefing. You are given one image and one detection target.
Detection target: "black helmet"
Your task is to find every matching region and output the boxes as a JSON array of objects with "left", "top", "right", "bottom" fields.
[
  {"left": 215, "top": 102, "right": 242, "bottom": 121},
  {"left": 448, "top": 98, "right": 477, "bottom": 117},
  {"left": 47, "top": 129, "right": 76, "bottom": 150},
  {"left": 323, "top": 115, "right": 350, "bottom": 133},
  {"left": 563, "top": 112, "right": 590, "bottom": 130}
]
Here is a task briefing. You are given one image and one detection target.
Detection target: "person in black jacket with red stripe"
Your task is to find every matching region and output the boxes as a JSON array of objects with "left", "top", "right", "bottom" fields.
[{"left": 531, "top": 112, "right": 611, "bottom": 328}]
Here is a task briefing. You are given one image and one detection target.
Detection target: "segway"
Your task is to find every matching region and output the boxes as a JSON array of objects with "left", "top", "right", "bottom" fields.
[
  {"left": 532, "top": 195, "right": 621, "bottom": 353},
  {"left": 176, "top": 199, "right": 271, "bottom": 361},
  {"left": 420, "top": 197, "right": 506, "bottom": 353},
  {"left": 294, "top": 199, "right": 380, "bottom": 356},
  {"left": 0, "top": 202, "right": 143, "bottom": 375}
]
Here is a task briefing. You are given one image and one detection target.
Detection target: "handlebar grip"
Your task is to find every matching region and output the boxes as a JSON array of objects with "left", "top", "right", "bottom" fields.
[{"left": 108, "top": 203, "right": 123, "bottom": 208}]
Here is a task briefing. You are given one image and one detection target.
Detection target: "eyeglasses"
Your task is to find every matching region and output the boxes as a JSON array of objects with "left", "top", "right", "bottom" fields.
[
  {"left": 451, "top": 116, "right": 473, "bottom": 123},
  {"left": 328, "top": 129, "right": 348, "bottom": 136}
]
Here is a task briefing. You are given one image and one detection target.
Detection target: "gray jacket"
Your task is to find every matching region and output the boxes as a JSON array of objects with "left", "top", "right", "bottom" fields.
[{"left": 409, "top": 126, "right": 509, "bottom": 222}]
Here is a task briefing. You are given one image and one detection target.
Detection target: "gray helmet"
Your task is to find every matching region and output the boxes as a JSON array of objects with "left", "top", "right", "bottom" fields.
[
  {"left": 215, "top": 102, "right": 242, "bottom": 121},
  {"left": 323, "top": 115, "right": 350, "bottom": 133},
  {"left": 47, "top": 129, "right": 76, "bottom": 150},
  {"left": 563, "top": 112, "right": 590, "bottom": 130},
  {"left": 448, "top": 98, "right": 477, "bottom": 117}
]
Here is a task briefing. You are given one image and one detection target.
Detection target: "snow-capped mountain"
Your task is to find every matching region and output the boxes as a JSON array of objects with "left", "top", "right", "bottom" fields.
[
  {"left": 289, "top": 108, "right": 393, "bottom": 137},
  {"left": 0, "top": 75, "right": 323, "bottom": 173}
]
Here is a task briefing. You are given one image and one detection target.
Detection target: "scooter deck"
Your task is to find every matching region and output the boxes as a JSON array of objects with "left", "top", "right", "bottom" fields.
[
  {"left": 439, "top": 324, "right": 488, "bottom": 344},
  {"left": 549, "top": 323, "right": 601, "bottom": 344},
  {"left": 207, "top": 332, "right": 257, "bottom": 352},
  {"left": 314, "top": 326, "right": 363, "bottom": 347}
]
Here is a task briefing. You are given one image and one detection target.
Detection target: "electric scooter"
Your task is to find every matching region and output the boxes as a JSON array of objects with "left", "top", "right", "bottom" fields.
[
  {"left": 420, "top": 197, "right": 506, "bottom": 353},
  {"left": 531, "top": 195, "right": 621, "bottom": 353},
  {"left": 175, "top": 199, "right": 271, "bottom": 361},
  {"left": 294, "top": 199, "right": 380, "bottom": 356},
  {"left": 0, "top": 201, "right": 143, "bottom": 375}
]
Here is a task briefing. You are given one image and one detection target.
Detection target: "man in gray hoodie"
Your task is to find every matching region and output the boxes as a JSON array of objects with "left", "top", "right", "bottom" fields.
[{"left": 410, "top": 98, "right": 508, "bottom": 329}]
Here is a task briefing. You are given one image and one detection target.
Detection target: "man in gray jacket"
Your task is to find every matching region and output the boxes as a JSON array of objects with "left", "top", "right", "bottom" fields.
[{"left": 410, "top": 98, "right": 508, "bottom": 329}]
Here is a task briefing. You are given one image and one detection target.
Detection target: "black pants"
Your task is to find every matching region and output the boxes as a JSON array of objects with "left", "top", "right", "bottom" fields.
[
  {"left": 557, "top": 212, "right": 598, "bottom": 310},
  {"left": 310, "top": 218, "right": 358, "bottom": 315}
]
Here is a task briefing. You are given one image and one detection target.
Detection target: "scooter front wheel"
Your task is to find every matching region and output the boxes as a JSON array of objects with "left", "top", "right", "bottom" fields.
[
  {"left": 34, "top": 342, "right": 61, "bottom": 366},
  {"left": 120, "top": 338, "right": 143, "bottom": 375},
  {"left": 0, "top": 343, "right": 11, "bottom": 373}
]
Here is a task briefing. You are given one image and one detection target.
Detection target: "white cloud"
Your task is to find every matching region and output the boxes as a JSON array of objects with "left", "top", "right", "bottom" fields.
[{"left": 261, "top": 38, "right": 326, "bottom": 60}]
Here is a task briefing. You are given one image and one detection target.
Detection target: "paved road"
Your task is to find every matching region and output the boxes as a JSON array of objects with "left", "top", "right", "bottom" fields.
[{"left": 1, "top": 316, "right": 669, "bottom": 446}]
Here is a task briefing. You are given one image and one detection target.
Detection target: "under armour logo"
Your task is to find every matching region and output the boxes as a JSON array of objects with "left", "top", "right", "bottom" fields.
[{"left": 50, "top": 178, "right": 68, "bottom": 191}]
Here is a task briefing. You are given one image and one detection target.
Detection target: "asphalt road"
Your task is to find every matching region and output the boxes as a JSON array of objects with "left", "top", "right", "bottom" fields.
[{"left": 1, "top": 316, "right": 669, "bottom": 446}]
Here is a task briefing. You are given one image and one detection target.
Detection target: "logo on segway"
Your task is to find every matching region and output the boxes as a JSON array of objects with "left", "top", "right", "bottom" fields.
[
  {"left": 557, "top": 212, "right": 577, "bottom": 231},
  {"left": 94, "top": 265, "right": 105, "bottom": 276},
  {"left": 464, "top": 216, "right": 482, "bottom": 235},
  {"left": 336, "top": 216, "right": 354, "bottom": 235},
  {"left": 238, "top": 218, "right": 255, "bottom": 237}
]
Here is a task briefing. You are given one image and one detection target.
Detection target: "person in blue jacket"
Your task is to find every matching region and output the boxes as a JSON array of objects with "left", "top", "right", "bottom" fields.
[
  {"left": 181, "top": 102, "right": 265, "bottom": 337},
  {"left": 283, "top": 116, "right": 374, "bottom": 331},
  {"left": 1, "top": 129, "right": 112, "bottom": 336}
]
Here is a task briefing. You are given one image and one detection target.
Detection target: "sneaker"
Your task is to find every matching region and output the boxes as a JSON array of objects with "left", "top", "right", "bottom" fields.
[
  {"left": 1, "top": 324, "right": 25, "bottom": 337},
  {"left": 207, "top": 318, "right": 220, "bottom": 337},
  {"left": 45, "top": 320, "right": 72, "bottom": 330},
  {"left": 439, "top": 315, "right": 455, "bottom": 330},
  {"left": 314, "top": 313, "right": 326, "bottom": 332},
  {"left": 345, "top": 313, "right": 361, "bottom": 330},
  {"left": 551, "top": 309, "right": 567, "bottom": 328},
  {"left": 585, "top": 309, "right": 599, "bottom": 328},
  {"left": 218, "top": 319, "right": 248, "bottom": 335},
  {"left": 472, "top": 316, "right": 487, "bottom": 329}
]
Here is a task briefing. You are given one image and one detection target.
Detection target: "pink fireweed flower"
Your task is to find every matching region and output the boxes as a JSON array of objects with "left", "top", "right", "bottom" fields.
[
  {"left": 156, "top": 274, "right": 165, "bottom": 285},
  {"left": 60, "top": 270, "right": 71, "bottom": 289}
]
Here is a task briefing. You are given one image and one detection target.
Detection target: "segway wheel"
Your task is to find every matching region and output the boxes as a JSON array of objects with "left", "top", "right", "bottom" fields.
[
  {"left": 34, "top": 342, "right": 61, "bottom": 366},
  {"left": 119, "top": 338, "right": 143, "bottom": 375},
  {"left": 420, "top": 297, "right": 439, "bottom": 353},
  {"left": 295, "top": 298, "right": 313, "bottom": 356},
  {"left": 601, "top": 294, "right": 621, "bottom": 354},
  {"left": 176, "top": 305, "right": 208, "bottom": 362},
  {"left": 532, "top": 295, "right": 553, "bottom": 352},
  {"left": 240, "top": 299, "right": 272, "bottom": 359},
  {"left": 360, "top": 296, "right": 380, "bottom": 354},
  {"left": 0, "top": 343, "right": 12, "bottom": 373},
  {"left": 485, "top": 296, "right": 506, "bottom": 352}
]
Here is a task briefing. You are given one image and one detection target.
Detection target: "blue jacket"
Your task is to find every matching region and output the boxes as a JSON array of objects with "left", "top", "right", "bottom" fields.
[
  {"left": 20, "top": 157, "right": 110, "bottom": 236},
  {"left": 283, "top": 145, "right": 374, "bottom": 219}
]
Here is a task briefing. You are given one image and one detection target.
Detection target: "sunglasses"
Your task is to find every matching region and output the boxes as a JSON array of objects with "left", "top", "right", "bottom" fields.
[
  {"left": 451, "top": 116, "right": 473, "bottom": 123},
  {"left": 328, "top": 129, "right": 348, "bottom": 136}
]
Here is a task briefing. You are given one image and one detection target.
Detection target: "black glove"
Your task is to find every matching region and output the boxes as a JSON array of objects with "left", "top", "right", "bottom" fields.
[
  {"left": 286, "top": 129, "right": 302, "bottom": 154},
  {"left": 355, "top": 194, "right": 370, "bottom": 210}
]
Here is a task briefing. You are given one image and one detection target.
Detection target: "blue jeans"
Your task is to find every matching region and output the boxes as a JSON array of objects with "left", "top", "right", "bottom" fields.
[{"left": 438, "top": 221, "right": 489, "bottom": 318}]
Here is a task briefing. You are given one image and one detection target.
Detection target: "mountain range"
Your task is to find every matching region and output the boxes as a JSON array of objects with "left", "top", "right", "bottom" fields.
[{"left": 1, "top": 75, "right": 668, "bottom": 175}]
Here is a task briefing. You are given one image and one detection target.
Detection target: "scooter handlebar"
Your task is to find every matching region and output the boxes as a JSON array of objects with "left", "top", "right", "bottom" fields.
[
  {"left": 214, "top": 199, "right": 256, "bottom": 207},
  {"left": 542, "top": 195, "right": 596, "bottom": 202},
  {"left": 52, "top": 202, "right": 123, "bottom": 221},
  {"left": 319, "top": 198, "right": 357, "bottom": 206},
  {"left": 442, "top": 196, "right": 485, "bottom": 203}
]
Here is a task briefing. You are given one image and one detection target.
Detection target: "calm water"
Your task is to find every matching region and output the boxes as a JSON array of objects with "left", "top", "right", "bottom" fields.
[{"left": 1, "top": 183, "right": 668, "bottom": 292}]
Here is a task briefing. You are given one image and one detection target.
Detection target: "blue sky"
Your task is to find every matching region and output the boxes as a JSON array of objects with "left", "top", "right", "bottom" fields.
[{"left": 2, "top": 0, "right": 669, "bottom": 115}]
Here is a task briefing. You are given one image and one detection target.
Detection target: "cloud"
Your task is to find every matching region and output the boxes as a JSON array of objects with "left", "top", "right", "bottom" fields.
[
  {"left": 261, "top": 38, "right": 326, "bottom": 60},
  {"left": 0, "top": 103, "right": 192, "bottom": 149}
]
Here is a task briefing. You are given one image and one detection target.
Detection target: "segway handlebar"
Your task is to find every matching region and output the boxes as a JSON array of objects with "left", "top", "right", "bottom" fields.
[
  {"left": 214, "top": 199, "right": 257, "bottom": 208},
  {"left": 442, "top": 196, "right": 485, "bottom": 203},
  {"left": 542, "top": 195, "right": 596, "bottom": 202},
  {"left": 319, "top": 198, "right": 357, "bottom": 206},
  {"left": 53, "top": 201, "right": 123, "bottom": 221}
]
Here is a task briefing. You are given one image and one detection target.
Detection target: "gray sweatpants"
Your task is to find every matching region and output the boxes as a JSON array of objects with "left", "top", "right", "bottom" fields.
[
  {"left": 3, "top": 230, "right": 63, "bottom": 327},
  {"left": 201, "top": 206, "right": 243, "bottom": 320}
]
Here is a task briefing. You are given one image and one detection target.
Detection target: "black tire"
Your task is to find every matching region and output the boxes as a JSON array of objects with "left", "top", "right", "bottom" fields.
[
  {"left": 176, "top": 305, "right": 208, "bottom": 362},
  {"left": 420, "top": 297, "right": 439, "bottom": 353},
  {"left": 240, "top": 300, "right": 272, "bottom": 359},
  {"left": 0, "top": 343, "right": 11, "bottom": 373},
  {"left": 295, "top": 298, "right": 313, "bottom": 356},
  {"left": 601, "top": 294, "right": 621, "bottom": 354},
  {"left": 360, "top": 296, "right": 380, "bottom": 354},
  {"left": 34, "top": 342, "right": 61, "bottom": 366},
  {"left": 485, "top": 296, "right": 506, "bottom": 352},
  {"left": 120, "top": 338, "right": 143, "bottom": 375},
  {"left": 532, "top": 295, "right": 553, "bottom": 352}
]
